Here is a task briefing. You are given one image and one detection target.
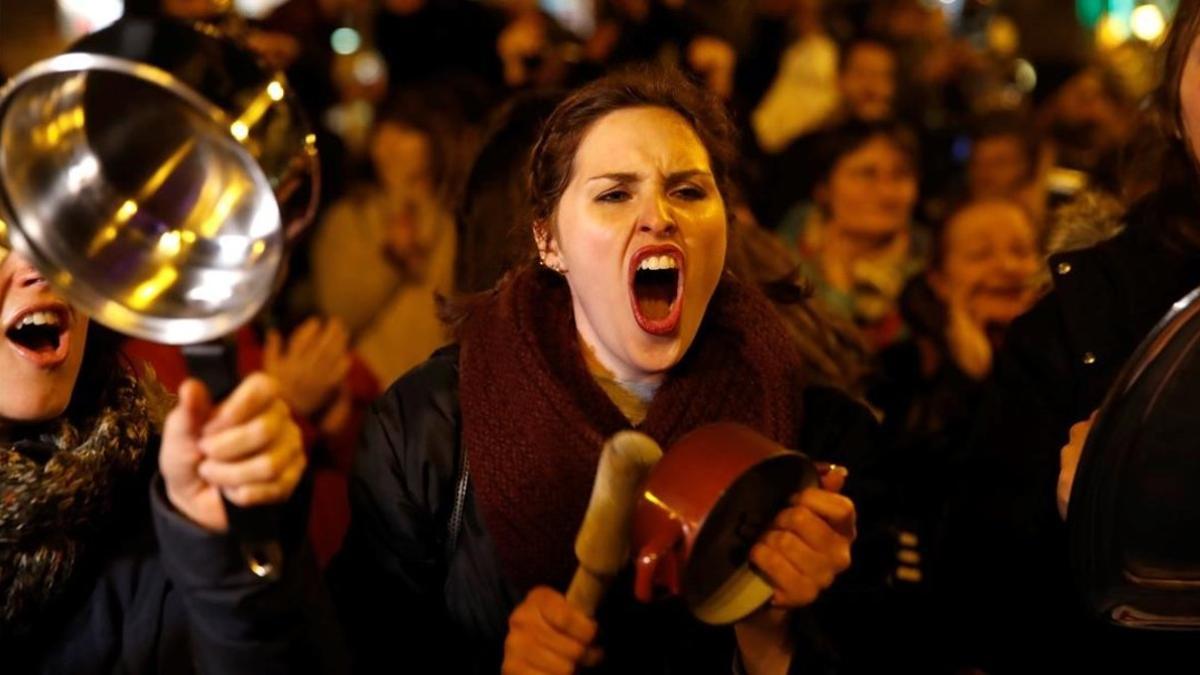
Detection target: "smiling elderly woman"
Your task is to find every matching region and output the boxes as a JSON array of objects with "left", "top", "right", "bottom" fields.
[
  {"left": 330, "top": 67, "right": 875, "bottom": 675},
  {"left": 0, "top": 244, "right": 343, "bottom": 673}
]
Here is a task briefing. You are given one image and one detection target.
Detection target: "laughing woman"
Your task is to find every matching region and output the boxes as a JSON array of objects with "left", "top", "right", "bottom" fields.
[
  {"left": 331, "top": 68, "right": 873, "bottom": 675},
  {"left": 0, "top": 245, "right": 344, "bottom": 673}
]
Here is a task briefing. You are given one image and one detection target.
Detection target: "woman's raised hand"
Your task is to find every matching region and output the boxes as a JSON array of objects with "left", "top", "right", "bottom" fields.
[
  {"left": 160, "top": 374, "right": 305, "bottom": 532},
  {"left": 945, "top": 281, "right": 994, "bottom": 380},
  {"left": 263, "top": 317, "right": 352, "bottom": 419}
]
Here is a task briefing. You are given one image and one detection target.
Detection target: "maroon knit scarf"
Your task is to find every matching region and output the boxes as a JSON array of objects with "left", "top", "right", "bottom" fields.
[{"left": 459, "top": 266, "right": 808, "bottom": 593}]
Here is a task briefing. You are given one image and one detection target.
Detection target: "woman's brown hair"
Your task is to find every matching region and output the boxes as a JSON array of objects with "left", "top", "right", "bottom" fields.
[
  {"left": 1158, "top": 1, "right": 1200, "bottom": 143},
  {"left": 1145, "top": 0, "right": 1200, "bottom": 194},
  {"left": 65, "top": 323, "right": 126, "bottom": 421},
  {"left": 528, "top": 65, "right": 740, "bottom": 243},
  {"left": 1118, "top": 1, "right": 1200, "bottom": 238}
]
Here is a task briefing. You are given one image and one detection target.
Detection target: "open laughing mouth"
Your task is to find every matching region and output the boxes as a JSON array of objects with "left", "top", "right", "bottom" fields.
[
  {"left": 4, "top": 305, "right": 71, "bottom": 368},
  {"left": 629, "top": 245, "right": 684, "bottom": 336},
  {"left": 980, "top": 283, "right": 1030, "bottom": 303}
]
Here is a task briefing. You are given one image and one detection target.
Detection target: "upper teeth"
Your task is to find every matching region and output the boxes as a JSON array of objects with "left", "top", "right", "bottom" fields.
[
  {"left": 16, "top": 311, "right": 60, "bottom": 329},
  {"left": 638, "top": 255, "right": 678, "bottom": 271}
]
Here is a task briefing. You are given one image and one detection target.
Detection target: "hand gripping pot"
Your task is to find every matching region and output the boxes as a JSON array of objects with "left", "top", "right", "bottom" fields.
[
  {"left": 0, "top": 16, "right": 319, "bottom": 580},
  {"left": 632, "top": 423, "right": 818, "bottom": 624}
]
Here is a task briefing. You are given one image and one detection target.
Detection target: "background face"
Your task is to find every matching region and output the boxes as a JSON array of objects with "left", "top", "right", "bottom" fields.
[
  {"left": 823, "top": 136, "right": 917, "bottom": 240},
  {"left": 840, "top": 44, "right": 897, "bottom": 123},
  {"left": 371, "top": 122, "right": 432, "bottom": 197},
  {"left": 932, "top": 201, "right": 1040, "bottom": 326},
  {"left": 969, "top": 134, "right": 1032, "bottom": 200}
]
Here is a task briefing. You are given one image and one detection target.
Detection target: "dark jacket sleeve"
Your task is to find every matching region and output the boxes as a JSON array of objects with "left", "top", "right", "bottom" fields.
[
  {"left": 150, "top": 474, "right": 347, "bottom": 674},
  {"left": 326, "top": 347, "right": 466, "bottom": 673}
]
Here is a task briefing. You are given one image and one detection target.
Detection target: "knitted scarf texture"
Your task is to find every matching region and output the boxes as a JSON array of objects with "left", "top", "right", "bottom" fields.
[
  {"left": 459, "top": 266, "right": 808, "bottom": 592},
  {"left": 0, "top": 373, "right": 150, "bottom": 638}
]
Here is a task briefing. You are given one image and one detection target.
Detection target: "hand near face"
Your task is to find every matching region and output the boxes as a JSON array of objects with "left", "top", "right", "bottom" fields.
[
  {"left": 160, "top": 374, "right": 306, "bottom": 532},
  {"left": 1058, "top": 412, "right": 1096, "bottom": 521},
  {"left": 263, "top": 317, "right": 352, "bottom": 419},
  {"left": 501, "top": 587, "right": 603, "bottom": 675},
  {"left": 931, "top": 201, "right": 1040, "bottom": 374},
  {"left": 944, "top": 280, "right": 993, "bottom": 380},
  {"left": 381, "top": 193, "right": 439, "bottom": 278},
  {"left": 749, "top": 466, "right": 856, "bottom": 609}
]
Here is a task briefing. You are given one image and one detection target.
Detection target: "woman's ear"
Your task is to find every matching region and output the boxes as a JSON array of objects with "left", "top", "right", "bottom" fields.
[{"left": 534, "top": 219, "right": 566, "bottom": 273}]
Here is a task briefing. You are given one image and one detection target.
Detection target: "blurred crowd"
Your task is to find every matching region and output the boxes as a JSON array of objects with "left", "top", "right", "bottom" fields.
[{"left": 15, "top": 0, "right": 1178, "bottom": 672}]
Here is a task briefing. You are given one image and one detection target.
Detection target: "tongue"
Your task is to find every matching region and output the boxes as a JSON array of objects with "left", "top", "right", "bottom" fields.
[{"left": 638, "top": 296, "right": 672, "bottom": 320}]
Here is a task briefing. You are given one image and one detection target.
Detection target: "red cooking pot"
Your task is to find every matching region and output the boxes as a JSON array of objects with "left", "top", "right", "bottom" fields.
[{"left": 632, "top": 422, "right": 818, "bottom": 624}]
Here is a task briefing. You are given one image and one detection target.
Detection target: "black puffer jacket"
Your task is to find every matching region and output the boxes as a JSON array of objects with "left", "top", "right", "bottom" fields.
[
  {"left": 7, "top": 449, "right": 346, "bottom": 674},
  {"left": 328, "top": 345, "right": 886, "bottom": 674},
  {"left": 944, "top": 190, "right": 1200, "bottom": 674}
]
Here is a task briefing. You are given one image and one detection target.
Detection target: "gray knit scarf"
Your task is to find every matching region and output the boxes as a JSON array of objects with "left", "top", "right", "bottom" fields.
[{"left": 0, "top": 373, "right": 150, "bottom": 639}]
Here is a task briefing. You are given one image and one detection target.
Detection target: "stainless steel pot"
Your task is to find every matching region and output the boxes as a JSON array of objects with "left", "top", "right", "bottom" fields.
[
  {"left": 0, "top": 16, "right": 322, "bottom": 579},
  {"left": 0, "top": 16, "right": 318, "bottom": 344}
]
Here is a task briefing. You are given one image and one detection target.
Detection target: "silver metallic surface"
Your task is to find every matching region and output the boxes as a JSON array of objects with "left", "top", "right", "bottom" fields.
[{"left": 0, "top": 35, "right": 317, "bottom": 343}]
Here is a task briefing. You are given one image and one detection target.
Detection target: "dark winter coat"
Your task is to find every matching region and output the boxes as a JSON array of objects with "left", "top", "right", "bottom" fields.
[
  {"left": 943, "top": 190, "right": 1200, "bottom": 673},
  {"left": 8, "top": 447, "right": 346, "bottom": 674},
  {"left": 328, "top": 345, "right": 885, "bottom": 674}
]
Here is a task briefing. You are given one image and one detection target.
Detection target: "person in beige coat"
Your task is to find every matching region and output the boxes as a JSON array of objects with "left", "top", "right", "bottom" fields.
[{"left": 312, "top": 96, "right": 458, "bottom": 387}]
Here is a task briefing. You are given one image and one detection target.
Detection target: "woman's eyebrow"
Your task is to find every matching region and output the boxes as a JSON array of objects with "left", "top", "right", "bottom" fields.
[
  {"left": 587, "top": 172, "right": 641, "bottom": 184},
  {"left": 664, "top": 169, "right": 713, "bottom": 182},
  {"left": 586, "top": 169, "right": 712, "bottom": 183}
]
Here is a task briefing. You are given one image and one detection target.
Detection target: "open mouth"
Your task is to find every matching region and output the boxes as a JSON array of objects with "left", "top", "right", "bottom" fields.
[
  {"left": 4, "top": 307, "right": 70, "bottom": 367},
  {"left": 980, "top": 284, "right": 1029, "bottom": 303},
  {"left": 629, "top": 246, "right": 684, "bottom": 336}
]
